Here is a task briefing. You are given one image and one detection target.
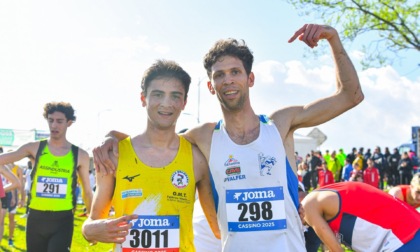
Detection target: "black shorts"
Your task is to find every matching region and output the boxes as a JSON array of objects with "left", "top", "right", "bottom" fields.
[
  {"left": 2, "top": 191, "right": 17, "bottom": 213},
  {"left": 26, "top": 208, "right": 74, "bottom": 252}
]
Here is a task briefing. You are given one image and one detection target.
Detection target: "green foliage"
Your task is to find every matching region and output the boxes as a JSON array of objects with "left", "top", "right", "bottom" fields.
[{"left": 287, "top": 0, "right": 419, "bottom": 68}]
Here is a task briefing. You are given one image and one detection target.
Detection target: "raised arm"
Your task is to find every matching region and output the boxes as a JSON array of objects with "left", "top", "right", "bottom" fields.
[{"left": 273, "top": 24, "right": 363, "bottom": 132}]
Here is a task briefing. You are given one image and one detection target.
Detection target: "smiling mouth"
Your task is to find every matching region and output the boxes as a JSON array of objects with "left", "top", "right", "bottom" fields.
[
  {"left": 224, "top": 90, "right": 238, "bottom": 95},
  {"left": 158, "top": 111, "right": 173, "bottom": 116}
]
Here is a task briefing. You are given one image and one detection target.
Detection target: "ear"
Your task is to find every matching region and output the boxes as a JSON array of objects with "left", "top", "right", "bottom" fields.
[
  {"left": 207, "top": 81, "right": 215, "bottom": 95},
  {"left": 67, "top": 120, "right": 73, "bottom": 127},
  {"left": 140, "top": 92, "right": 146, "bottom": 107},
  {"left": 248, "top": 72, "right": 255, "bottom": 87}
]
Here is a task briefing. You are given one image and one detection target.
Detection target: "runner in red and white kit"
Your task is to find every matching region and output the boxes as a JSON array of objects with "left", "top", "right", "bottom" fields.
[
  {"left": 389, "top": 173, "right": 420, "bottom": 210},
  {"left": 302, "top": 182, "right": 420, "bottom": 252}
]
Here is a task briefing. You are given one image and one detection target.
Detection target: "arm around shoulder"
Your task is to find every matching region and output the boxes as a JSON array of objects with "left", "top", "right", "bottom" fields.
[{"left": 193, "top": 145, "right": 220, "bottom": 239}]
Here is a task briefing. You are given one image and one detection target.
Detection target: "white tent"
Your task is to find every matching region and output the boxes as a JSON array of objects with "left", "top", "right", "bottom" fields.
[{"left": 294, "top": 133, "right": 319, "bottom": 158}]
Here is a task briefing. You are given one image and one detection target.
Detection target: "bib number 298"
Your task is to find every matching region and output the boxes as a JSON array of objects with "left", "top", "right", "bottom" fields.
[{"left": 238, "top": 201, "right": 273, "bottom": 221}]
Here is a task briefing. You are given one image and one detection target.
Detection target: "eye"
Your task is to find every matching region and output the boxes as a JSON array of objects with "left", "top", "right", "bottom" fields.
[
  {"left": 232, "top": 69, "right": 239, "bottom": 75},
  {"left": 172, "top": 94, "right": 182, "bottom": 100},
  {"left": 214, "top": 72, "right": 224, "bottom": 80}
]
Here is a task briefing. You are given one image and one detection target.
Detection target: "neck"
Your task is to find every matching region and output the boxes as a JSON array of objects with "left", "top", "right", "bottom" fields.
[
  {"left": 142, "top": 125, "right": 179, "bottom": 149},
  {"left": 47, "top": 138, "right": 69, "bottom": 148},
  {"left": 222, "top": 110, "right": 260, "bottom": 145}
]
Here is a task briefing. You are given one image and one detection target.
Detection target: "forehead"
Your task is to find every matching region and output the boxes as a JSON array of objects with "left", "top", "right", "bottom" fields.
[
  {"left": 211, "top": 55, "right": 244, "bottom": 72},
  {"left": 47, "top": 111, "right": 66, "bottom": 119},
  {"left": 147, "top": 77, "right": 185, "bottom": 93}
]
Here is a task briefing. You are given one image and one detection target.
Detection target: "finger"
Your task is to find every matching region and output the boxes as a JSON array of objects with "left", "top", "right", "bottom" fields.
[
  {"left": 288, "top": 24, "right": 308, "bottom": 43},
  {"left": 302, "top": 24, "right": 317, "bottom": 48},
  {"left": 113, "top": 140, "right": 119, "bottom": 158},
  {"left": 93, "top": 147, "right": 108, "bottom": 175},
  {"left": 312, "top": 27, "right": 325, "bottom": 46},
  {"left": 113, "top": 236, "right": 128, "bottom": 244},
  {"left": 116, "top": 215, "right": 138, "bottom": 229},
  {"left": 307, "top": 24, "right": 320, "bottom": 47},
  {"left": 111, "top": 229, "right": 130, "bottom": 237}
]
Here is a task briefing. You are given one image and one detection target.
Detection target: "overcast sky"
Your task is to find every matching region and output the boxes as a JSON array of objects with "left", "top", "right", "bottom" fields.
[{"left": 1, "top": 0, "right": 419, "bottom": 156}]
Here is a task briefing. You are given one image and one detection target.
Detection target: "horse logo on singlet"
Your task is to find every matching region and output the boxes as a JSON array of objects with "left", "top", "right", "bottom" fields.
[{"left": 258, "top": 153, "right": 277, "bottom": 176}]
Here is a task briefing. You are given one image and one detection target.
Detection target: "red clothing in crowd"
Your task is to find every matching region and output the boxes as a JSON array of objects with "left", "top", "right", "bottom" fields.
[
  {"left": 363, "top": 166, "right": 380, "bottom": 188},
  {"left": 318, "top": 169, "right": 334, "bottom": 187}
]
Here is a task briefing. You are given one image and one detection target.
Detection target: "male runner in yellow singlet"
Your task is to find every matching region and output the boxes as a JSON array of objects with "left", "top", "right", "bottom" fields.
[
  {"left": 82, "top": 60, "right": 219, "bottom": 252},
  {"left": 0, "top": 102, "right": 93, "bottom": 252}
]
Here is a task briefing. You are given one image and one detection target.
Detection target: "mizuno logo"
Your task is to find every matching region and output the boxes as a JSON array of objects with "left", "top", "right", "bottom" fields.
[{"left": 123, "top": 174, "right": 140, "bottom": 182}]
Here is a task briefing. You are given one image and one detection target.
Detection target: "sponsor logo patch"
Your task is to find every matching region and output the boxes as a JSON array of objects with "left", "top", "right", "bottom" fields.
[
  {"left": 224, "top": 155, "right": 246, "bottom": 182},
  {"left": 121, "top": 189, "right": 143, "bottom": 199},
  {"left": 171, "top": 170, "right": 189, "bottom": 189}
]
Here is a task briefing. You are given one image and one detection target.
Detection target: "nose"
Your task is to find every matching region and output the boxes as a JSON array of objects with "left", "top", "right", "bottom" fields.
[
  {"left": 50, "top": 120, "right": 58, "bottom": 127},
  {"left": 223, "top": 74, "right": 234, "bottom": 85},
  {"left": 160, "top": 94, "right": 173, "bottom": 107}
]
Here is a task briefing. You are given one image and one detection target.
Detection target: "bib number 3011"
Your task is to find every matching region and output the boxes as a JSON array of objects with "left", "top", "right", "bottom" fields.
[{"left": 122, "top": 215, "right": 180, "bottom": 252}]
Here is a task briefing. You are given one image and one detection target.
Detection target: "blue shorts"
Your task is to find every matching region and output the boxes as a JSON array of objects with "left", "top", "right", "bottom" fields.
[{"left": 396, "top": 229, "right": 420, "bottom": 252}]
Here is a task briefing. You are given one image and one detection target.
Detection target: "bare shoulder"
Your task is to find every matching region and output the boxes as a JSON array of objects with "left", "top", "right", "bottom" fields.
[
  {"left": 75, "top": 146, "right": 91, "bottom": 169},
  {"left": 269, "top": 106, "right": 303, "bottom": 135},
  {"left": 77, "top": 147, "right": 90, "bottom": 159},
  {"left": 184, "top": 123, "right": 216, "bottom": 142},
  {"left": 303, "top": 190, "right": 337, "bottom": 206},
  {"left": 77, "top": 147, "right": 90, "bottom": 162},
  {"left": 16, "top": 141, "right": 41, "bottom": 159},
  {"left": 388, "top": 186, "right": 402, "bottom": 198}
]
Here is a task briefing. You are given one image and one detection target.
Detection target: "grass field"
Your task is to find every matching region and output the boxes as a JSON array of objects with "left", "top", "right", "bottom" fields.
[{"left": 0, "top": 205, "right": 113, "bottom": 252}]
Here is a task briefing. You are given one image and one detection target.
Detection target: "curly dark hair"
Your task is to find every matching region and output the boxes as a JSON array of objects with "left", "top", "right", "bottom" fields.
[
  {"left": 141, "top": 59, "right": 191, "bottom": 100},
  {"left": 43, "top": 102, "right": 76, "bottom": 121},
  {"left": 203, "top": 38, "right": 254, "bottom": 78}
]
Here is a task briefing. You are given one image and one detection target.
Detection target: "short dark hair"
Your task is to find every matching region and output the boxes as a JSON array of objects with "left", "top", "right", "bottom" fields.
[
  {"left": 141, "top": 59, "right": 191, "bottom": 100},
  {"left": 43, "top": 102, "right": 76, "bottom": 122},
  {"left": 203, "top": 38, "right": 254, "bottom": 78}
]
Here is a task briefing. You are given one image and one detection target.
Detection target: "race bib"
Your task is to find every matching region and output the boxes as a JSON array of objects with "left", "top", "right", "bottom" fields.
[
  {"left": 226, "top": 186, "right": 287, "bottom": 232},
  {"left": 35, "top": 176, "right": 67, "bottom": 199},
  {"left": 122, "top": 215, "right": 180, "bottom": 252}
]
